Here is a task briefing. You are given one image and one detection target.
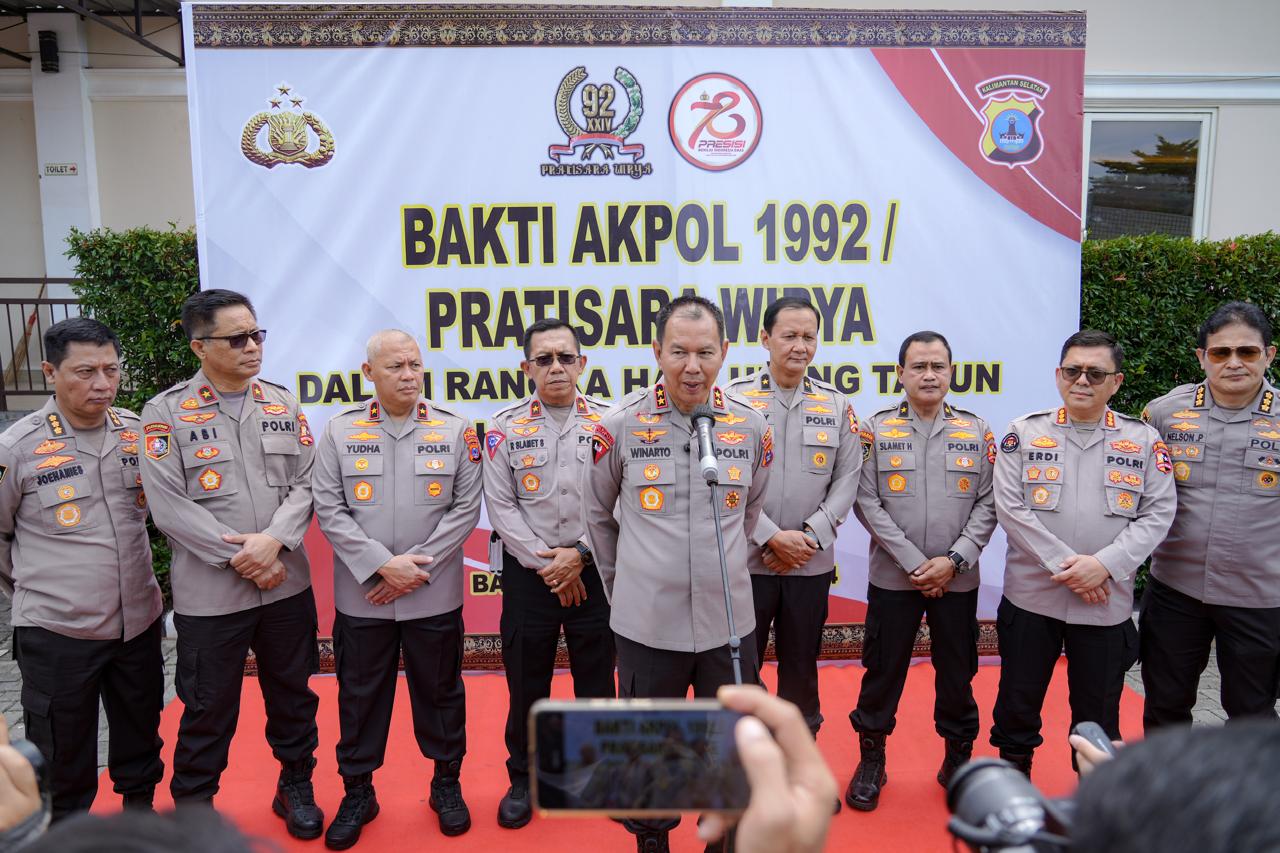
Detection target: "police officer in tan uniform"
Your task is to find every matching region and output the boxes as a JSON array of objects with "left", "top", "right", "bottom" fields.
[
  {"left": 483, "top": 317, "right": 615, "bottom": 830},
  {"left": 846, "top": 331, "right": 998, "bottom": 811},
  {"left": 1140, "top": 301, "right": 1280, "bottom": 729},
  {"left": 0, "top": 318, "right": 163, "bottom": 820},
  {"left": 312, "top": 330, "right": 482, "bottom": 847},
  {"left": 581, "top": 295, "right": 772, "bottom": 853},
  {"left": 139, "top": 290, "right": 322, "bottom": 836},
  {"left": 991, "top": 330, "right": 1176, "bottom": 778},
  {"left": 723, "top": 297, "right": 860, "bottom": 739}
]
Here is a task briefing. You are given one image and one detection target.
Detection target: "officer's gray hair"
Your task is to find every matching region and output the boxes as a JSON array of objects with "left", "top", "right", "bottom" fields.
[{"left": 365, "top": 329, "right": 418, "bottom": 363}]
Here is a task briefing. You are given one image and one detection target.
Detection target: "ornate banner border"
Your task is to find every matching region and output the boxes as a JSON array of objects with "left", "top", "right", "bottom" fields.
[
  {"left": 191, "top": 4, "right": 1086, "bottom": 50},
  {"left": 240, "top": 621, "right": 1002, "bottom": 674}
]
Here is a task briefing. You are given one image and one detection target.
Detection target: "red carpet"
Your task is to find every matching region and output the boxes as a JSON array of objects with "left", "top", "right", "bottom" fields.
[{"left": 95, "top": 661, "right": 1143, "bottom": 851}]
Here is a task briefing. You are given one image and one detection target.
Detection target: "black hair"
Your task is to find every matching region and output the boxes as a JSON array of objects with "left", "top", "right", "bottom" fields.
[
  {"left": 654, "top": 294, "right": 725, "bottom": 345},
  {"left": 897, "top": 330, "right": 952, "bottom": 366},
  {"left": 181, "top": 289, "right": 256, "bottom": 341},
  {"left": 763, "top": 297, "right": 820, "bottom": 334},
  {"left": 44, "top": 317, "right": 121, "bottom": 367},
  {"left": 1073, "top": 721, "right": 1280, "bottom": 853},
  {"left": 1061, "top": 329, "right": 1124, "bottom": 372},
  {"left": 1197, "top": 301, "right": 1274, "bottom": 349},
  {"left": 522, "top": 316, "right": 582, "bottom": 359}
]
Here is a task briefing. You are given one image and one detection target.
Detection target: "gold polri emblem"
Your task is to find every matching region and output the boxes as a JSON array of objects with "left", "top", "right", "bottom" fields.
[
  {"left": 1108, "top": 470, "right": 1123, "bottom": 484},
  {"left": 956, "top": 476, "right": 972, "bottom": 492},
  {"left": 520, "top": 455, "right": 536, "bottom": 468},
  {"left": 812, "top": 451, "right": 828, "bottom": 467},
  {"left": 724, "top": 490, "right": 741, "bottom": 509},
  {"left": 882, "top": 418, "right": 908, "bottom": 426},
  {"left": 1046, "top": 467, "right": 1061, "bottom": 481},
  {"left": 1174, "top": 461, "right": 1191, "bottom": 481},
  {"left": 198, "top": 468, "right": 222, "bottom": 492},
  {"left": 1116, "top": 492, "right": 1135, "bottom": 510},
  {"left": 180, "top": 412, "right": 217, "bottom": 424},
  {"left": 948, "top": 431, "right": 977, "bottom": 440},
  {"left": 805, "top": 404, "right": 833, "bottom": 414},
  {"left": 1032, "top": 487, "right": 1051, "bottom": 505},
  {"left": 522, "top": 473, "right": 541, "bottom": 492},
  {"left": 1027, "top": 467, "right": 1041, "bottom": 481},
  {"left": 33, "top": 439, "right": 66, "bottom": 455},
  {"left": 887, "top": 473, "right": 907, "bottom": 492},
  {"left": 727, "top": 465, "right": 742, "bottom": 482},
  {"left": 889, "top": 456, "right": 904, "bottom": 468},
  {"left": 1030, "top": 436, "right": 1058, "bottom": 448},
  {"left": 815, "top": 431, "right": 830, "bottom": 443},
  {"left": 636, "top": 413, "right": 662, "bottom": 424},
  {"left": 353, "top": 480, "right": 373, "bottom": 501},
  {"left": 880, "top": 429, "right": 910, "bottom": 439},
  {"left": 955, "top": 457, "right": 975, "bottom": 468},
  {"left": 56, "top": 502, "right": 82, "bottom": 527},
  {"left": 354, "top": 458, "right": 369, "bottom": 471},
  {"left": 428, "top": 481, "right": 443, "bottom": 497},
  {"left": 421, "top": 432, "right": 446, "bottom": 442},
  {"left": 57, "top": 484, "right": 76, "bottom": 501},
  {"left": 1124, "top": 473, "right": 1142, "bottom": 487},
  {"left": 241, "top": 83, "right": 335, "bottom": 169},
  {"left": 1258, "top": 471, "right": 1279, "bottom": 489},
  {"left": 639, "top": 486, "right": 664, "bottom": 511},
  {"left": 716, "top": 412, "right": 746, "bottom": 426},
  {"left": 643, "top": 464, "right": 661, "bottom": 481}
]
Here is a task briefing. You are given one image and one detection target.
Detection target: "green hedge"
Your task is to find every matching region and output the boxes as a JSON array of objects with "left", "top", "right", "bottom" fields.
[
  {"left": 1081, "top": 233, "right": 1280, "bottom": 417},
  {"left": 65, "top": 225, "right": 201, "bottom": 602}
]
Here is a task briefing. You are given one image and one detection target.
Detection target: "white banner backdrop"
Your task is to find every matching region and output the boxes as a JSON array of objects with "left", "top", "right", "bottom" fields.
[{"left": 184, "top": 4, "right": 1086, "bottom": 628}]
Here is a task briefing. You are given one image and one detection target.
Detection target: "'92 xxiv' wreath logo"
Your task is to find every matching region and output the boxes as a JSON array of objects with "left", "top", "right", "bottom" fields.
[
  {"left": 241, "top": 83, "right": 335, "bottom": 169},
  {"left": 543, "top": 66, "right": 652, "bottom": 180}
]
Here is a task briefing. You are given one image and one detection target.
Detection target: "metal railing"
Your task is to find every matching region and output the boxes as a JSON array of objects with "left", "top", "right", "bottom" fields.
[{"left": 0, "top": 278, "right": 83, "bottom": 412}]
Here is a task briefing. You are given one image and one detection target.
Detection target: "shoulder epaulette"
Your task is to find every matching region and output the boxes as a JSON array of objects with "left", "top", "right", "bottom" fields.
[
  {"left": 1013, "top": 408, "right": 1058, "bottom": 424},
  {"left": 256, "top": 377, "right": 290, "bottom": 391},
  {"left": 111, "top": 406, "right": 141, "bottom": 421},
  {"left": 0, "top": 416, "right": 43, "bottom": 447},
  {"left": 490, "top": 397, "right": 530, "bottom": 421}
]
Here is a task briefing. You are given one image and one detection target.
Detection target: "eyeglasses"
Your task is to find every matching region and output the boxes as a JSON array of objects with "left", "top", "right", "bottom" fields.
[
  {"left": 1204, "top": 345, "right": 1265, "bottom": 364},
  {"left": 530, "top": 353, "right": 579, "bottom": 367},
  {"left": 1059, "top": 365, "right": 1118, "bottom": 385},
  {"left": 200, "top": 329, "right": 267, "bottom": 349}
]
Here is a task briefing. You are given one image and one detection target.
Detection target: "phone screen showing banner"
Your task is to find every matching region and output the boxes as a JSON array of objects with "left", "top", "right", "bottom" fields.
[{"left": 184, "top": 5, "right": 1085, "bottom": 630}]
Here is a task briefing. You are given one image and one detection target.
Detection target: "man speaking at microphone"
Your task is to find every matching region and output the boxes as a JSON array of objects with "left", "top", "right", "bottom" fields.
[{"left": 582, "top": 294, "right": 772, "bottom": 853}]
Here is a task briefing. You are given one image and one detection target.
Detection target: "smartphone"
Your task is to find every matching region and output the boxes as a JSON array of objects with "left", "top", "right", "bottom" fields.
[{"left": 529, "top": 698, "right": 750, "bottom": 816}]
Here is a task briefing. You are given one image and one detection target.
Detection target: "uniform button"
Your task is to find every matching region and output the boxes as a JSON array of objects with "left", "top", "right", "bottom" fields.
[{"left": 561, "top": 488, "right": 568, "bottom": 494}]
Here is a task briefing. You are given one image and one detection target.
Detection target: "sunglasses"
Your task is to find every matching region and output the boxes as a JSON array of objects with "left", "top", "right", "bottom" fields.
[
  {"left": 1059, "top": 365, "right": 1118, "bottom": 386},
  {"left": 201, "top": 329, "right": 268, "bottom": 349},
  {"left": 530, "top": 353, "right": 579, "bottom": 367},
  {"left": 1204, "top": 345, "right": 1265, "bottom": 364}
]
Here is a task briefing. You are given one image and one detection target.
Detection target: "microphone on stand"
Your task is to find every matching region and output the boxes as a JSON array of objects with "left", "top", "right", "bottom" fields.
[
  {"left": 690, "top": 402, "right": 743, "bottom": 684},
  {"left": 690, "top": 404, "right": 719, "bottom": 484}
]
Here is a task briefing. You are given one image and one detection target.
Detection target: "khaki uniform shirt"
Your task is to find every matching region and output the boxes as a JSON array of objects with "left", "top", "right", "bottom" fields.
[
  {"left": 483, "top": 393, "right": 609, "bottom": 572},
  {"left": 994, "top": 406, "right": 1177, "bottom": 626},
  {"left": 1146, "top": 381, "right": 1280, "bottom": 607},
  {"left": 723, "top": 370, "right": 861, "bottom": 577},
  {"left": 855, "top": 400, "right": 998, "bottom": 593},
  {"left": 139, "top": 369, "right": 315, "bottom": 616},
  {"left": 313, "top": 397, "right": 482, "bottom": 621},
  {"left": 581, "top": 384, "right": 772, "bottom": 652},
  {"left": 0, "top": 398, "right": 161, "bottom": 641}
]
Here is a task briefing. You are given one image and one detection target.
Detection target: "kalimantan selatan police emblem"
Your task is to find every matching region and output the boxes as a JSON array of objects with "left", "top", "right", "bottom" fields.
[
  {"left": 544, "top": 66, "right": 651, "bottom": 179},
  {"left": 975, "top": 75, "right": 1050, "bottom": 168},
  {"left": 241, "top": 83, "right": 335, "bottom": 170}
]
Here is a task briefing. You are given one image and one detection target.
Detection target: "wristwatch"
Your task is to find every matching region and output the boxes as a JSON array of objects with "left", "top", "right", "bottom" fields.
[
  {"left": 946, "top": 550, "right": 970, "bottom": 575},
  {"left": 573, "top": 541, "right": 595, "bottom": 568}
]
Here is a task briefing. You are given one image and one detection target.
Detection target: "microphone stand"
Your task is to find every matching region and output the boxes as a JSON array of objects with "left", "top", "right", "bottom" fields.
[{"left": 704, "top": 467, "right": 744, "bottom": 687}]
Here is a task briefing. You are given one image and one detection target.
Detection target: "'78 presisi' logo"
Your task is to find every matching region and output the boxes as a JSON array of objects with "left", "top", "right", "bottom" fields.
[{"left": 668, "top": 72, "right": 762, "bottom": 172}]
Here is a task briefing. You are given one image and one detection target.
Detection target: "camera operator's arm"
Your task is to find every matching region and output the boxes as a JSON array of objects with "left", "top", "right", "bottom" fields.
[
  {"left": 699, "top": 685, "right": 837, "bottom": 853},
  {"left": 0, "top": 715, "right": 46, "bottom": 849}
]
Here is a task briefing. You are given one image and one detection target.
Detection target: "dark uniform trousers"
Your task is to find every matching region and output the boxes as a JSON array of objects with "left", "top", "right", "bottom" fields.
[
  {"left": 1140, "top": 578, "right": 1280, "bottom": 730},
  {"left": 616, "top": 631, "right": 759, "bottom": 835},
  {"left": 333, "top": 605, "right": 466, "bottom": 776},
  {"left": 851, "top": 584, "right": 980, "bottom": 741},
  {"left": 501, "top": 550, "right": 615, "bottom": 783},
  {"left": 990, "top": 596, "right": 1138, "bottom": 752},
  {"left": 171, "top": 588, "right": 320, "bottom": 802},
  {"left": 13, "top": 617, "right": 164, "bottom": 820},
  {"left": 751, "top": 571, "right": 833, "bottom": 735}
]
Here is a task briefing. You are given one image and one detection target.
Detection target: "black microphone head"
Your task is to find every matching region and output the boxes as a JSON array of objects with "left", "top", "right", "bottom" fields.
[{"left": 691, "top": 404, "right": 717, "bottom": 425}]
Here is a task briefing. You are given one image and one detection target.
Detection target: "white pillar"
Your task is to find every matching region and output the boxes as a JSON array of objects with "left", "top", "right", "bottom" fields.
[{"left": 27, "top": 13, "right": 100, "bottom": 285}]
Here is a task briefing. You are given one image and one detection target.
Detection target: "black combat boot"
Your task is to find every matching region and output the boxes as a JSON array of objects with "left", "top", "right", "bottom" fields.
[
  {"left": 937, "top": 739, "right": 974, "bottom": 788},
  {"left": 844, "top": 734, "right": 888, "bottom": 812},
  {"left": 273, "top": 756, "right": 324, "bottom": 840},
  {"left": 635, "top": 829, "right": 670, "bottom": 852},
  {"left": 497, "top": 777, "right": 531, "bottom": 829},
  {"left": 324, "top": 773, "right": 379, "bottom": 850},
  {"left": 999, "top": 748, "right": 1034, "bottom": 779},
  {"left": 121, "top": 788, "right": 155, "bottom": 811},
  {"left": 429, "top": 759, "right": 472, "bottom": 836}
]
